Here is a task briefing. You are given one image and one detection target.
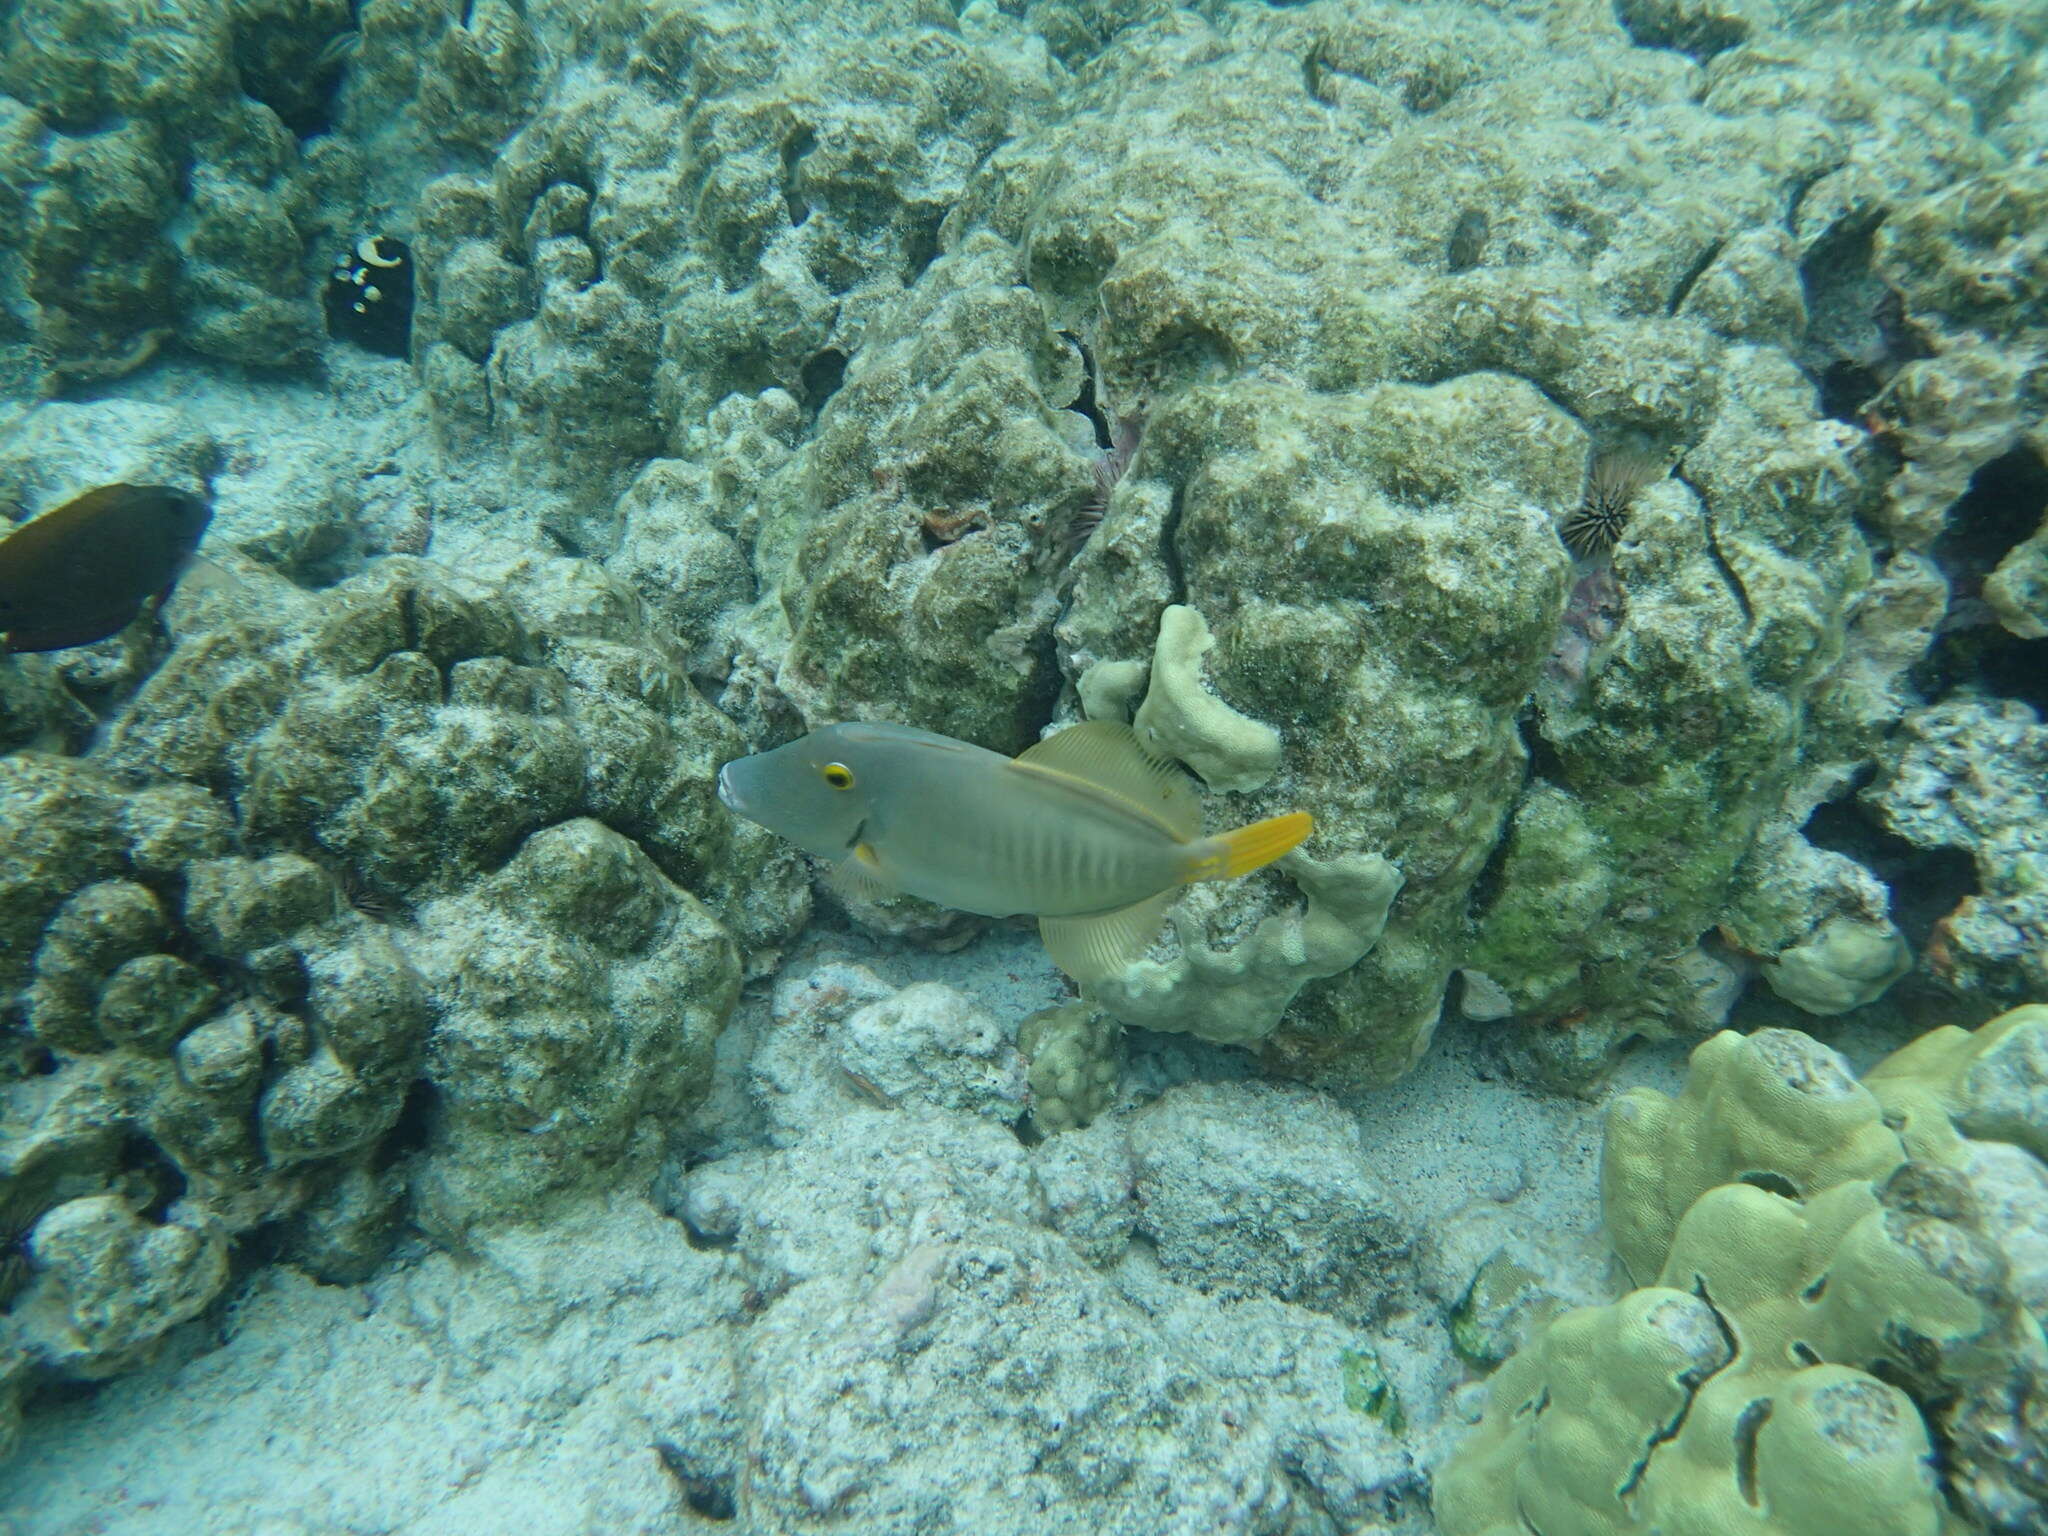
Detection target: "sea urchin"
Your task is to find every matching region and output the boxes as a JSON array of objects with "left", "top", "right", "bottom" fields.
[{"left": 1562, "top": 449, "right": 1663, "bottom": 558}]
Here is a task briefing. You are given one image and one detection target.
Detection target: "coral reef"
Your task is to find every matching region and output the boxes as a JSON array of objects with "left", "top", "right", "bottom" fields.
[
  {"left": 208, "top": 0, "right": 2021, "bottom": 1089},
  {"left": 1865, "top": 697, "right": 2048, "bottom": 1003},
  {"left": 0, "top": 0, "right": 348, "bottom": 392},
  {"left": 1066, "top": 373, "right": 1577, "bottom": 1084},
  {"left": 1439, "top": 1010, "right": 2048, "bottom": 1536},
  {"left": 10, "top": 0, "right": 2030, "bottom": 1090},
  {"left": 1, "top": 550, "right": 802, "bottom": 1451},
  {"left": 7, "top": 0, "right": 2048, "bottom": 1520}
]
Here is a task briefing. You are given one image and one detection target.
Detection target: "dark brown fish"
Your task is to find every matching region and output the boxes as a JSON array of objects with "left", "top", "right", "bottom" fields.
[{"left": 0, "top": 483, "right": 212, "bottom": 653}]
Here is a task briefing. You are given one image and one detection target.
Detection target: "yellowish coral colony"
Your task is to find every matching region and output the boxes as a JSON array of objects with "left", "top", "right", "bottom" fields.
[{"left": 1439, "top": 1006, "right": 2048, "bottom": 1536}]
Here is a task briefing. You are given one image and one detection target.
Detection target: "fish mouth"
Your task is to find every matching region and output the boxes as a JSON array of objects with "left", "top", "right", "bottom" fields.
[{"left": 716, "top": 762, "right": 745, "bottom": 814}]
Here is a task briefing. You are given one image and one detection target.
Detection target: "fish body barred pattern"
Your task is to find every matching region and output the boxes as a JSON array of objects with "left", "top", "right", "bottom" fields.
[{"left": 719, "top": 719, "right": 1313, "bottom": 982}]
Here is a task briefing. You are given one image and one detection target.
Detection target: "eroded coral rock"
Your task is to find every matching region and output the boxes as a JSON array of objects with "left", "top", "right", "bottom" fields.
[{"left": 0, "top": 552, "right": 802, "bottom": 1442}]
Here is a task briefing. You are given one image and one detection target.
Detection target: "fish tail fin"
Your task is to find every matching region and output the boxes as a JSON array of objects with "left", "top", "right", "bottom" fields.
[{"left": 1184, "top": 811, "right": 1313, "bottom": 883}]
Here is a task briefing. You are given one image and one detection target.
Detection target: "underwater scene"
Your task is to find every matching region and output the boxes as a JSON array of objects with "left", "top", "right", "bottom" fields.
[{"left": 0, "top": 0, "right": 2045, "bottom": 1532}]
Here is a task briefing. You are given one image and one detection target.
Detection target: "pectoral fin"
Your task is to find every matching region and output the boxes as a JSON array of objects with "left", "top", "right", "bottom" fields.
[
  {"left": 1038, "top": 888, "right": 1176, "bottom": 985},
  {"left": 825, "top": 842, "right": 898, "bottom": 903}
]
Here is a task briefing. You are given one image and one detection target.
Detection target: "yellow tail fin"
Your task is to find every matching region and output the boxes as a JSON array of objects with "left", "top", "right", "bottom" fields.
[{"left": 1186, "top": 811, "right": 1314, "bottom": 882}]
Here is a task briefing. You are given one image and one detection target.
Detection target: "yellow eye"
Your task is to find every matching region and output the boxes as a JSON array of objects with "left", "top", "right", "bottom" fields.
[{"left": 821, "top": 762, "right": 855, "bottom": 790}]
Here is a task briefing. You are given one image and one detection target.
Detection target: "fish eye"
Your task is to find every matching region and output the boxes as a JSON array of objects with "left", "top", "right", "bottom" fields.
[{"left": 821, "top": 762, "right": 855, "bottom": 790}]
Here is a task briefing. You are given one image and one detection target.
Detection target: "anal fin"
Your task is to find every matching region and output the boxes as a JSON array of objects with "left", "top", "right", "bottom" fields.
[{"left": 1039, "top": 887, "right": 1176, "bottom": 986}]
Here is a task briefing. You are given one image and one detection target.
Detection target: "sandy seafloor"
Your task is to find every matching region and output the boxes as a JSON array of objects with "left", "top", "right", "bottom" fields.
[{"left": 4, "top": 912, "right": 1695, "bottom": 1536}]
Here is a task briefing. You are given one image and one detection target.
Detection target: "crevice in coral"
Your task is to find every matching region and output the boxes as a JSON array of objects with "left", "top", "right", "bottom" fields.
[
  {"left": 1796, "top": 219, "right": 1926, "bottom": 426},
  {"left": 1465, "top": 716, "right": 1540, "bottom": 925},
  {"left": 372, "top": 1079, "right": 439, "bottom": 1173},
  {"left": 654, "top": 1439, "right": 737, "bottom": 1520},
  {"left": 800, "top": 348, "right": 846, "bottom": 415},
  {"left": 1684, "top": 481, "right": 1754, "bottom": 628},
  {"left": 1982, "top": 634, "right": 2048, "bottom": 714},
  {"left": 1062, "top": 330, "right": 1112, "bottom": 449},
  {"left": 901, "top": 212, "right": 943, "bottom": 286},
  {"left": 1737, "top": 1170, "right": 1799, "bottom": 1200},
  {"left": 1933, "top": 447, "right": 2047, "bottom": 598},
  {"left": 544, "top": 526, "right": 589, "bottom": 559},
  {"left": 1666, "top": 237, "right": 1725, "bottom": 316},
  {"left": 1620, "top": 1280, "right": 1740, "bottom": 1506},
  {"left": 1732, "top": 1396, "right": 1773, "bottom": 1505},
  {"left": 1613, "top": 0, "right": 1750, "bottom": 60},
  {"left": 1801, "top": 792, "right": 1977, "bottom": 951},
  {"left": 1783, "top": 163, "right": 1847, "bottom": 230},
  {"left": 1917, "top": 447, "right": 2048, "bottom": 711},
  {"left": 1698, "top": 1277, "right": 1741, "bottom": 1363},
  {"left": 779, "top": 127, "right": 816, "bottom": 227},
  {"left": 1815, "top": 357, "right": 1883, "bottom": 426},
  {"left": 118, "top": 1131, "right": 188, "bottom": 1223},
  {"left": 1160, "top": 482, "right": 1189, "bottom": 608}
]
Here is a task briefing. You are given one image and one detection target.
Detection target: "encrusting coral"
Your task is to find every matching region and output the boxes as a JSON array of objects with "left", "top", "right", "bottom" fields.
[{"left": 1864, "top": 697, "right": 2048, "bottom": 1005}]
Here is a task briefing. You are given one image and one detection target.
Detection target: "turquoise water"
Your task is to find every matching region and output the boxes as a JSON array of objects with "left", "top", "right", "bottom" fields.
[{"left": 0, "top": 2, "right": 2043, "bottom": 1532}]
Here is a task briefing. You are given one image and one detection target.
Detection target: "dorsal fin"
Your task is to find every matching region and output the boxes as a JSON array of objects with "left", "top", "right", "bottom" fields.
[{"left": 1013, "top": 720, "right": 1201, "bottom": 841}]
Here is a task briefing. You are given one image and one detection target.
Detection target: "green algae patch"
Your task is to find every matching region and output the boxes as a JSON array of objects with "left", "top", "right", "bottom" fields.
[{"left": 1339, "top": 1347, "right": 1404, "bottom": 1434}]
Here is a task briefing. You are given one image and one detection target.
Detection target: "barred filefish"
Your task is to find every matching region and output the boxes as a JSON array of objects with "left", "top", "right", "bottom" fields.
[{"left": 717, "top": 720, "right": 1313, "bottom": 984}]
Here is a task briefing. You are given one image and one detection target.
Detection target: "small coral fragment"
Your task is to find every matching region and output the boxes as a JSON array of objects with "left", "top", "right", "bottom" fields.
[{"left": 1019, "top": 1002, "right": 1122, "bottom": 1134}]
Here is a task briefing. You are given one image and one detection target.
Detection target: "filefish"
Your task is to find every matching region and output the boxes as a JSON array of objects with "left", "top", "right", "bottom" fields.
[
  {"left": 717, "top": 720, "right": 1314, "bottom": 984},
  {"left": 0, "top": 484, "right": 213, "bottom": 653}
]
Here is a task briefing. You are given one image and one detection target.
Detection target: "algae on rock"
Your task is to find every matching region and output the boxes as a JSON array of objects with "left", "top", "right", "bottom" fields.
[
  {"left": 0, "top": 553, "right": 801, "bottom": 1454},
  {"left": 1063, "top": 373, "right": 1576, "bottom": 1085}
]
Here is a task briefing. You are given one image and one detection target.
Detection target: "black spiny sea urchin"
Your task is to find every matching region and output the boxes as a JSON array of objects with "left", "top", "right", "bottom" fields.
[
  {"left": 1562, "top": 449, "right": 1664, "bottom": 558},
  {"left": 1, "top": 1186, "right": 52, "bottom": 1310}
]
